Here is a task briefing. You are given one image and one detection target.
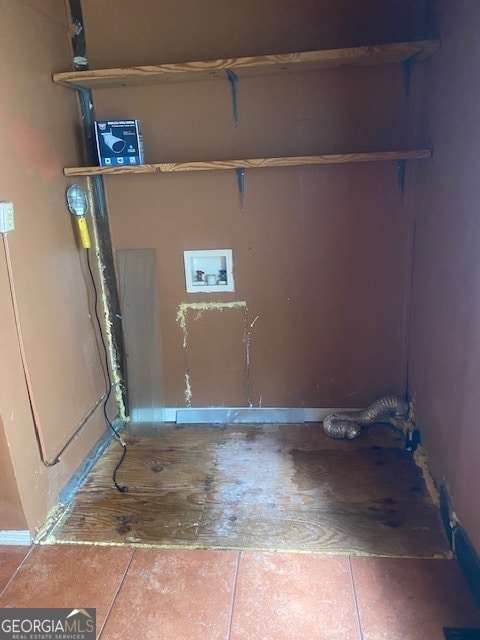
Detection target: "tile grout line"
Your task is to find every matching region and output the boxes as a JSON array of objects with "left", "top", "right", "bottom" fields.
[
  {"left": 227, "top": 550, "right": 242, "bottom": 640},
  {"left": 0, "top": 545, "right": 35, "bottom": 600},
  {"left": 97, "top": 547, "right": 136, "bottom": 639},
  {"left": 348, "top": 556, "right": 365, "bottom": 640}
]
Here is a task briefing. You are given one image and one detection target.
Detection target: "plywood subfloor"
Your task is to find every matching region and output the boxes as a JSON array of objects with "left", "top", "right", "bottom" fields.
[{"left": 44, "top": 423, "right": 449, "bottom": 556}]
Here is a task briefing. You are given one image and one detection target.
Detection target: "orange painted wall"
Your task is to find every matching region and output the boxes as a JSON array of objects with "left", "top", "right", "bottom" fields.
[
  {"left": 0, "top": 0, "right": 113, "bottom": 534},
  {"left": 2, "top": 0, "right": 478, "bottom": 559},
  {"left": 409, "top": 0, "right": 480, "bottom": 553},
  {"left": 82, "top": 0, "right": 429, "bottom": 69},
  {"left": 81, "top": 0, "right": 429, "bottom": 409}
]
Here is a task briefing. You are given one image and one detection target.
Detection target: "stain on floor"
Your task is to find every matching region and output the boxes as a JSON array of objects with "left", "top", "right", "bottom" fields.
[{"left": 43, "top": 423, "right": 449, "bottom": 556}]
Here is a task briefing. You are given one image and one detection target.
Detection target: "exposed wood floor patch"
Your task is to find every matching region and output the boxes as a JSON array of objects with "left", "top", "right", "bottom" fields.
[{"left": 44, "top": 423, "right": 449, "bottom": 556}]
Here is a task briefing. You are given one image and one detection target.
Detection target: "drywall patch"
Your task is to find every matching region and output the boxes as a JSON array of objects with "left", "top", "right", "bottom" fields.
[
  {"left": 32, "top": 502, "right": 68, "bottom": 544},
  {"left": 414, "top": 445, "right": 440, "bottom": 508},
  {"left": 390, "top": 399, "right": 440, "bottom": 508},
  {"left": 86, "top": 178, "right": 127, "bottom": 422},
  {"left": 176, "top": 301, "right": 247, "bottom": 330},
  {"left": 184, "top": 371, "right": 193, "bottom": 406},
  {"left": 245, "top": 314, "right": 259, "bottom": 407},
  {"left": 388, "top": 399, "right": 416, "bottom": 435},
  {"left": 176, "top": 301, "right": 247, "bottom": 406}
]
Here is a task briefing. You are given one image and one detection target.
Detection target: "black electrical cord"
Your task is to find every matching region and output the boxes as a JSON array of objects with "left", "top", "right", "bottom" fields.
[{"left": 86, "top": 247, "right": 128, "bottom": 493}]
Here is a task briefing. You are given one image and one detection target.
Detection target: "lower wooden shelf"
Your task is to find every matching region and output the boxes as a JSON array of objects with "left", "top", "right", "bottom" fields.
[{"left": 63, "top": 150, "right": 431, "bottom": 176}]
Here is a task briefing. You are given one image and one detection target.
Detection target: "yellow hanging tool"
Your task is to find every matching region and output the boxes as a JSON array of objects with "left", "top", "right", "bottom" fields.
[{"left": 66, "top": 184, "right": 91, "bottom": 249}]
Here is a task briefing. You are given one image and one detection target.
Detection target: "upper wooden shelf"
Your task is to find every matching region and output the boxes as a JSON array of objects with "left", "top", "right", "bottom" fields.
[
  {"left": 63, "top": 150, "right": 431, "bottom": 176},
  {"left": 53, "top": 40, "right": 439, "bottom": 89}
]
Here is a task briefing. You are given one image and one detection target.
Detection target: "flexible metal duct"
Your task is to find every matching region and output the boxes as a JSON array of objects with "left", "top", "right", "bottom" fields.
[{"left": 323, "top": 395, "right": 409, "bottom": 439}]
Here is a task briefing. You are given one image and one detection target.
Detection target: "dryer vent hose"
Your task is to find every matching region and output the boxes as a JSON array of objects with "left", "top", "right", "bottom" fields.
[{"left": 323, "top": 395, "right": 409, "bottom": 439}]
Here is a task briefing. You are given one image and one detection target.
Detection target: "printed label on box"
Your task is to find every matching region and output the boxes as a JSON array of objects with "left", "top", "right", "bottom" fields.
[{"left": 94, "top": 120, "right": 144, "bottom": 166}]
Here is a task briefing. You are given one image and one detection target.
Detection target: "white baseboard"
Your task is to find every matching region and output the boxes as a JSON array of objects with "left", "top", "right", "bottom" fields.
[
  {"left": 128, "top": 407, "right": 358, "bottom": 424},
  {"left": 130, "top": 407, "right": 169, "bottom": 423},
  {"left": 176, "top": 407, "right": 305, "bottom": 424},
  {"left": 0, "top": 530, "right": 31, "bottom": 545}
]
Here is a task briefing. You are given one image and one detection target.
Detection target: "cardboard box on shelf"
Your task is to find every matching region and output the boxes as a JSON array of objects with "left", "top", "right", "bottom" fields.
[{"left": 94, "top": 120, "right": 144, "bottom": 166}]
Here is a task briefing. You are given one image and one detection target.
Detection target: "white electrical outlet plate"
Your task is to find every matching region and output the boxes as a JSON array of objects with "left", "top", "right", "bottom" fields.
[{"left": 0, "top": 201, "right": 14, "bottom": 233}]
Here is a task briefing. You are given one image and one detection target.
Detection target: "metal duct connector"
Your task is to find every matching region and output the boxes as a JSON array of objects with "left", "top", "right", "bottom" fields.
[{"left": 323, "top": 395, "right": 409, "bottom": 439}]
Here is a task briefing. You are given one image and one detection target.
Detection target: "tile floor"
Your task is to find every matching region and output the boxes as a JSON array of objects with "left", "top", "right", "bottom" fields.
[{"left": 1, "top": 544, "right": 479, "bottom": 639}]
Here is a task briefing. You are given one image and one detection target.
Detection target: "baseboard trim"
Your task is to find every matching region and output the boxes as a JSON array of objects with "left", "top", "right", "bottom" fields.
[
  {"left": 453, "top": 522, "right": 480, "bottom": 608},
  {"left": 439, "top": 485, "right": 454, "bottom": 548},
  {"left": 130, "top": 407, "right": 169, "bottom": 423},
  {"left": 129, "top": 407, "right": 359, "bottom": 424},
  {"left": 0, "top": 530, "right": 31, "bottom": 545},
  {"left": 176, "top": 407, "right": 305, "bottom": 424},
  {"left": 443, "top": 628, "right": 480, "bottom": 639},
  {"left": 440, "top": 484, "right": 480, "bottom": 608},
  {"left": 59, "top": 418, "right": 123, "bottom": 506}
]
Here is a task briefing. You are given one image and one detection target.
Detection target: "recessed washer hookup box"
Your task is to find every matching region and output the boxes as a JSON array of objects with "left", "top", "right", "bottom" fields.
[{"left": 94, "top": 120, "right": 144, "bottom": 166}]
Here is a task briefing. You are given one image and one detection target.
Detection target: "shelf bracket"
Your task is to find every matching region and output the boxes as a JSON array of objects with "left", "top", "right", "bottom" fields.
[
  {"left": 226, "top": 69, "right": 240, "bottom": 127},
  {"left": 235, "top": 168, "right": 245, "bottom": 212},
  {"left": 396, "top": 160, "right": 407, "bottom": 199}
]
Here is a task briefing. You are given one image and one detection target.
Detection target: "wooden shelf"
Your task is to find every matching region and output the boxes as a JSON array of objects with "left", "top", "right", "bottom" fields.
[
  {"left": 64, "top": 150, "right": 431, "bottom": 176},
  {"left": 53, "top": 40, "right": 439, "bottom": 89}
]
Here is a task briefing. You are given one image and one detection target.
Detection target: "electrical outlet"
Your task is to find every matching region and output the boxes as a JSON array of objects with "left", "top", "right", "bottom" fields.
[{"left": 0, "top": 201, "right": 14, "bottom": 233}]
